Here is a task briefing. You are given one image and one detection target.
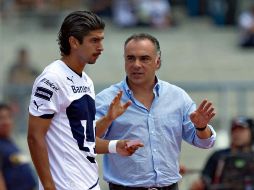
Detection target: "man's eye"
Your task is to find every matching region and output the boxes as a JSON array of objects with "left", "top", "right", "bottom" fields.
[
  {"left": 127, "top": 57, "right": 135, "bottom": 61},
  {"left": 141, "top": 57, "right": 150, "bottom": 62}
]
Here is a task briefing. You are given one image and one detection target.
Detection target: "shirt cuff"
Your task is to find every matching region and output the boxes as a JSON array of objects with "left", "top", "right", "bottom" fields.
[{"left": 194, "top": 125, "right": 216, "bottom": 149}]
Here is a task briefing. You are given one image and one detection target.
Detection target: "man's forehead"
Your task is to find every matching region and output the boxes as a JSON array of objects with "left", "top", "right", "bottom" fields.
[
  {"left": 125, "top": 47, "right": 156, "bottom": 57},
  {"left": 125, "top": 39, "right": 156, "bottom": 53},
  {"left": 86, "top": 30, "right": 104, "bottom": 37}
]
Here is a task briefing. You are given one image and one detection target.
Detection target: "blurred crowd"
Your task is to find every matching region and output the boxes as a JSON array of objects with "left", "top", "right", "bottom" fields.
[
  {"left": 1, "top": 0, "right": 254, "bottom": 47},
  {"left": 3, "top": 48, "right": 39, "bottom": 134}
]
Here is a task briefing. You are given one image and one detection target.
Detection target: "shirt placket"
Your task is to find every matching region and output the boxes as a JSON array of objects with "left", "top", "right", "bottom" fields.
[{"left": 148, "top": 96, "right": 161, "bottom": 186}]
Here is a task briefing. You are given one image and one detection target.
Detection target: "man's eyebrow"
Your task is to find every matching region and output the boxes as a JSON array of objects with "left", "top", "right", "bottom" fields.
[{"left": 91, "top": 36, "right": 104, "bottom": 39}]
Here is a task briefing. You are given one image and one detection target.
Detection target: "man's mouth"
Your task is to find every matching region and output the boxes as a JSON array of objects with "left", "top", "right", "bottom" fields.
[
  {"left": 132, "top": 72, "right": 143, "bottom": 75},
  {"left": 93, "top": 52, "right": 101, "bottom": 57}
]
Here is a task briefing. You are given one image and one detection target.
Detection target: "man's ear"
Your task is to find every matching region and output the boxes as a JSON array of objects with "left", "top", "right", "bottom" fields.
[
  {"left": 156, "top": 56, "right": 161, "bottom": 69},
  {"left": 69, "top": 36, "right": 79, "bottom": 49}
]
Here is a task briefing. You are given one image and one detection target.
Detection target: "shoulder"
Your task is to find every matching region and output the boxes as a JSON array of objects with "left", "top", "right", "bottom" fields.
[
  {"left": 96, "top": 81, "right": 123, "bottom": 98},
  {"left": 31, "top": 61, "right": 65, "bottom": 102},
  {"left": 159, "top": 80, "right": 183, "bottom": 90},
  {"left": 34, "top": 60, "right": 66, "bottom": 86},
  {"left": 95, "top": 81, "right": 123, "bottom": 107},
  {"left": 210, "top": 148, "right": 231, "bottom": 159},
  {"left": 159, "top": 80, "right": 189, "bottom": 95},
  {"left": 43, "top": 60, "right": 66, "bottom": 77}
]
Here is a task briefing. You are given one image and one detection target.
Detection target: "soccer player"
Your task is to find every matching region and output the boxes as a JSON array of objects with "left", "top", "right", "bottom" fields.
[{"left": 27, "top": 11, "right": 143, "bottom": 190}]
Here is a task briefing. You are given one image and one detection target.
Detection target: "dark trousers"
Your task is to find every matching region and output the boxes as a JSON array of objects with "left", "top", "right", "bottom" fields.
[{"left": 109, "top": 182, "right": 179, "bottom": 190}]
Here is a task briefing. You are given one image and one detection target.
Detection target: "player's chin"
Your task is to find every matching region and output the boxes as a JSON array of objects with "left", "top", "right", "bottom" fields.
[{"left": 90, "top": 54, "right": 101, "bottom": 63}]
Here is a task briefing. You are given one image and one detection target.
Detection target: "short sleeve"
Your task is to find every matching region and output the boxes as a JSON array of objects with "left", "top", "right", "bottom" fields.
[{"left": 29, "top": 72, "right": 61, "bottom": 119}]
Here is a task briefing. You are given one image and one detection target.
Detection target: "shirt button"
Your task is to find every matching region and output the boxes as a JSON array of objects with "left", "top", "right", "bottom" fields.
[
  {"left": 151, "top": 131, "right": 154, "bottom": 134},
  {"left": 153, "top": 149, "right": 157, "bottom": 152}
]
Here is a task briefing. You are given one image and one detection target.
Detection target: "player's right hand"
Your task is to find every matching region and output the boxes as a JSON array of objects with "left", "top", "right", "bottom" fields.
[{"left": 116, "top": 140, "right": 144, "bottom": 156}]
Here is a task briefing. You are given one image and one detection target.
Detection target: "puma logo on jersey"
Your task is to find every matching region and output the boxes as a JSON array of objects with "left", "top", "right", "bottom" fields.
[
  {"left": 67, "top": 76, "right": 74, "bottom": 84},
  {"left": 33, "top": 100, "right": 43, "bottom": 110},
  {"left": 71, "top": 86, "right": 91, "bottom": 93}
]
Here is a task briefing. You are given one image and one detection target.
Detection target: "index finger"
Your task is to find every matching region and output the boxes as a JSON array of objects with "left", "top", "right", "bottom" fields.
[
  {"left": 126, "top": 140, "right": 143, "bottom": 147},
  {"left": 111, "top": 91, "right": 123, "bottom": 105},
  {"left": 197, "top": 99, "right": 208, "bottom": 111},
  {"left": 123, "top": 101, "right": 132, "bottom": 110},
  {"left": 116, "top": 91, "right": 123, "bottom": 101}
]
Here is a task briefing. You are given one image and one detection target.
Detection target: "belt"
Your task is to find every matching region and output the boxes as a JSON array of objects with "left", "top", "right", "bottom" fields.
[{"left": 109, "top": 182, "right": 178, "bottom": 190}]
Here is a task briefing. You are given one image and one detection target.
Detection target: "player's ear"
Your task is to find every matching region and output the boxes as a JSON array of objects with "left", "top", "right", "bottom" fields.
[{"left": 69, "top": 36, "right": 79, "bottom": 49}]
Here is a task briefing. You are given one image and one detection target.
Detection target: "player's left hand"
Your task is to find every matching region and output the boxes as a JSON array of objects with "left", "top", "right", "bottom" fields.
[
  {"left": 116, "top": 140, "right": 144, "bottom": 156},
  {"left": 190, "top": 99, "right": 216, "bottom": 129},
  {"left": 106, "top": 91, "right": 131, "bottom": 121}
]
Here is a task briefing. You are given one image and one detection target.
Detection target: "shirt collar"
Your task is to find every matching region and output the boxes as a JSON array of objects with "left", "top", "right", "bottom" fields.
[
  {"left": 123, "top": 76, "right": 160, "bottom": 97},
  {"left": 154, "top": 77, "right": 160, "bottom": 97}
]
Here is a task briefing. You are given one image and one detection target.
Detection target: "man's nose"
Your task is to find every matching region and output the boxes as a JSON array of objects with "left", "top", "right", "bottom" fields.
[
  {"left": 133, "top": 59, "right": 142, "bottom": 67},
  {"left": 97, "top": 43, "right": 104, "bottom": 51}
]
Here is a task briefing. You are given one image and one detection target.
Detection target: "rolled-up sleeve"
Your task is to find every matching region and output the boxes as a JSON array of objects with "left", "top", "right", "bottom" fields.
[{"left": 193, "top": 125, "right": 216, "bottom": 148}]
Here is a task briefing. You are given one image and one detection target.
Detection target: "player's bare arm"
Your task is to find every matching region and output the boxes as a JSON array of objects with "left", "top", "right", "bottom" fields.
[
  {"left": 27, "top": 114, "right": 56, "bottom": 190},
  {"left": 190, "top": 99, "right": 216, "bottom": 139},
  {"left": 96, "top": 91, "right": 131, "bottom": 137}
]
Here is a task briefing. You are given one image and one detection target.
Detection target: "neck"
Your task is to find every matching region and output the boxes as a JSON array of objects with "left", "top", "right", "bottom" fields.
[
  {"left": 127, "top": 78, "right": 156, "bottom": 110},
  {"left": 131, "top": 83, "right": 154, "bottom": 96},
  {"left": 61, "top": 55, "right": 86, "bottom": 75},
  {"left": 127, "top": 78, "right": 156, "bottom": 96}
]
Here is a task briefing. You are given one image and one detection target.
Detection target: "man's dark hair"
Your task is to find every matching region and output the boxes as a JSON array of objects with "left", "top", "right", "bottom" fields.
[
  {"left": 124, "top": 33, "right": 161, "bottom": 57},
  {"left": 58, "top": 11, "right": 105, "bottom": 56}
]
